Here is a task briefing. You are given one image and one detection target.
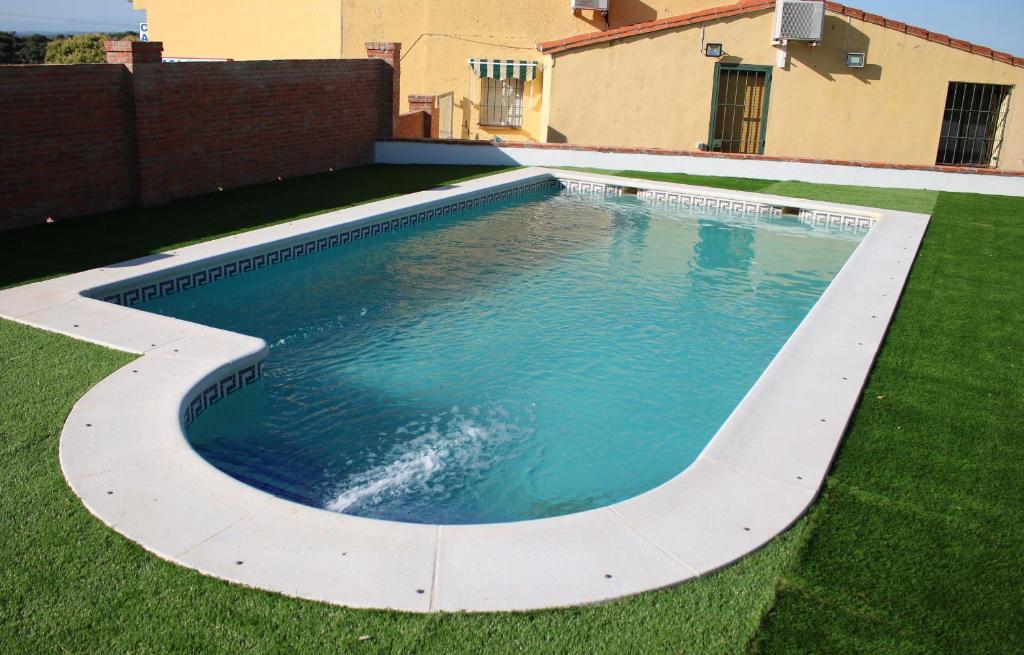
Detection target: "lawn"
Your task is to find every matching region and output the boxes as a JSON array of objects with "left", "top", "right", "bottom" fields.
[{"left": 1, "top": 165, "right": 1020, "bottom": 653}]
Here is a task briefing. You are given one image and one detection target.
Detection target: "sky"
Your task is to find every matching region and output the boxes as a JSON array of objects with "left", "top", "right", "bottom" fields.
[{"left": 0, "top": 0, "right": 1022, "bottom": 55}]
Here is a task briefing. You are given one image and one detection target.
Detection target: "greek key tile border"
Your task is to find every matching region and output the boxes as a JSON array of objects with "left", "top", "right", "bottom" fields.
[
  {"left": 558, "top": 179, "right": 623, "bottom": 195},
  {"left": 182, "top": 362, "right": 263, "bottom": 429},
  {"left": 98, "top": 178, "right": 561, "bottom": 308},
  {"left": 798, "top": 209, "right": 877, "bottom": 231},
  {"left": 96, "top": 176, "right": 878, "bottom": 311},
  {"left": 637, "top": 188, "right": 876, "bottom": 234},
  {"left": 637, "top": 189, "right": 783, "bottom": 215}
]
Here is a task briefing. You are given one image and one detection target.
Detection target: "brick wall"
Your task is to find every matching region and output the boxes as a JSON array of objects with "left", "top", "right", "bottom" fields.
[
  {"left": 395, "top": 94, "right": 438, "bottom": 140},
  {"left": 131, "top": 59, "right": 391, "bottom": 206},
  {"left": 0, "top": 65, "right": 137, "bottom": 229},
  {"left": 365, "top": 42, "right": 400, "bottom": 137},
  {"left": 396, "top": 110, "right": 431, "bottom": 139},
  {"left": 0, "top": 42, "right": 399, "bottom": 229}
]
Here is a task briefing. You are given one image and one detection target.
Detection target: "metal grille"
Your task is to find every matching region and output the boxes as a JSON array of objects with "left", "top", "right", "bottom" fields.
[
  {"left": 776, "top": 1, "right": 824, "bottom": 41},
  {"left": 936, "top": 82, "right": 1012, "bottom": 167},
  {"left": 711, "top": 68, "right": 769, "bottom": 154},
  {"left": 480, "top": 77, "right": 524, "bottom": 128}
]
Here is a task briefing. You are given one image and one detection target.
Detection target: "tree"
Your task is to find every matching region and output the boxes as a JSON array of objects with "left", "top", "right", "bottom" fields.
[
  {"left": 0, "top": 32, "right": 18, "bottom": 64},
  {"left": 0, "top": 32, "right": 51, "bottom": 65},
  {"left": 45, "top": 33, "right": 107, "bottom": 64},
  {"left": 44, "top": 32, "right": 137, "bottom": 65},
  {"left": 18, "top": 34, "right": 50, "bottom": 64}
]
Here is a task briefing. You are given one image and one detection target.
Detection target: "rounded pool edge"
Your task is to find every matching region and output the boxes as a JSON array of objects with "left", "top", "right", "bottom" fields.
[{"left": 0, "top": 168, "right": 930, "bottom": 612}]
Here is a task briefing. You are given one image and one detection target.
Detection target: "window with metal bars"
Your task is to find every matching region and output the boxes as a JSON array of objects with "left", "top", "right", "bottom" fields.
[
  {"left": 936, "top": 82, "right": 1012, "bottom": 167},
  {"left": 479, "top": 77, "right": 524, "bottom": 128},
  {"left": 708, "top": 64, "right": 772, "bottom": 155}
]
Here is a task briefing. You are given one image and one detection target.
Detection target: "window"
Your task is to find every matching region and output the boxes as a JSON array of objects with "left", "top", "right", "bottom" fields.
[
  {"left": 936, "top": 82, "right": 1012, "bottom": 168},
  {"left": 480, "top": 78, "right": 524, "bottom": 128},
  {"left": 708, "top": 64, "right": 773, "bottom": 155}
]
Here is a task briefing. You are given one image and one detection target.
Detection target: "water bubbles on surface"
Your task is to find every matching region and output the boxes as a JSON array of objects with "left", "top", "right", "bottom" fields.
[
  {"left": 323, "top": 404, "right": 531, "bottom": 516},
  {"left": 360, "top": 307, "right": 368, "bottom": 316}
]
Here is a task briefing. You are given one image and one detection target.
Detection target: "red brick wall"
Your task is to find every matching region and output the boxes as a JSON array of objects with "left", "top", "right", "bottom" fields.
[
  {"left": 405, "top": 95, "right": 438, "bottom": 139},
  {"left": 0, "top": 65, "right": 136, "bottom": 229},
  {"left": 365, "top": 42, "right": 400, "bottom": 137},
  {"left": 396, "top": 110, "right": 431, "bottom": 139},
  {"left": 130, "top": 59, "right": 392, "bottom": 207},
  {"left": 0, "top": 51, "right": 396, "bottom": 229}
]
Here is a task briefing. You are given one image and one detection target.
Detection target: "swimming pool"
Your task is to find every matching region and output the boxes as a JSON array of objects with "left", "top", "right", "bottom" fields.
[
  {"left": 0, "top": 168, "right": 928, "bottom": 610},
  {"left": 137, "top": 187, "right": 863, "bottom": 525}
]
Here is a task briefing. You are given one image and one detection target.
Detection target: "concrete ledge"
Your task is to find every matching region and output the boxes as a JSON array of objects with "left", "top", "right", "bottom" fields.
[
  {"left": 375, "top": 140, "right": 1024, "bottom": 196},
  {"left": 0, "top": 168, "right": 929, "bottom": 611}
]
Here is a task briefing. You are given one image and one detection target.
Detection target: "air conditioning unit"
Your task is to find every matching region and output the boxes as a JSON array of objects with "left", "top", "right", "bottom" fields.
[
  {"left": 773, "top": 0, "right": 825, "bottom": 43},
  {"left": 571, "top": 0, "right": 609, "bottom": 11}
]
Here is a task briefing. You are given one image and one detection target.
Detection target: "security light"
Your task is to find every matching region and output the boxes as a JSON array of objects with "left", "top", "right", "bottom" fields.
[
  {"left": 705, "top": 43, "right": 724, "bottom": 58},
  {"left": 845, "top": 52, "right": 866, "bottom": 68}
]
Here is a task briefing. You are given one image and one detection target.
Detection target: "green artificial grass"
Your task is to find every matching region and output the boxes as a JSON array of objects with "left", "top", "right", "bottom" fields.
[
  {"left": 564, "top": 167, "right": 940, "bottom": 214},
  {"left": 0, "top": 307, "right": 804, "bottom": 653},
  {"left": 751, "top": 191, "right": 1024, "bottom": 654},
  {"left": 1, "top": 164, "right": 1021, "bottom": 653},
  {"left": 0, "top": 165, "right": 512, "bottom": 289},
  {"left": 0, "top": 165, "right": 800, "bottom": 654}
]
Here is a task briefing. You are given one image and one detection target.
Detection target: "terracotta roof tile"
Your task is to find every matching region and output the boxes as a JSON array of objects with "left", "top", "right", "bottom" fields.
[
  {"left": 862, "top": 12, "right": 885, "bottom": 26},
  {"left": 538, "top": 0, "right": 1022, "bottom": 68},
  {"left": 949, "top": 38, "right": 973, "bottom": 52}
]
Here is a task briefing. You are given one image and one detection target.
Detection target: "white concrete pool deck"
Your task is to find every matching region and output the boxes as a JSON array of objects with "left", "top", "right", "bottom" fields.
[{"left": 0, "top": 168, "right": 930, "bottom": 612}]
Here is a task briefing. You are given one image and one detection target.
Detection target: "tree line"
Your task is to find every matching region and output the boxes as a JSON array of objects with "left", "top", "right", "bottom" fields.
[{"left": 0, "top": 31, "right": 137, "bottom": 65}]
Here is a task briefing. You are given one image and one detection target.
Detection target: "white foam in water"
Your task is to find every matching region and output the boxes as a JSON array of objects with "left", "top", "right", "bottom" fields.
[{"left": 324, "top": 405, "right": 530, "bottom": 515}]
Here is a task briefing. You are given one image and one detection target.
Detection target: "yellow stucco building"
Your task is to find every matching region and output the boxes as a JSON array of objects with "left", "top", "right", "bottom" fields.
[{"left": 134, "top": 0, "right": 1024, "bottom": 171}]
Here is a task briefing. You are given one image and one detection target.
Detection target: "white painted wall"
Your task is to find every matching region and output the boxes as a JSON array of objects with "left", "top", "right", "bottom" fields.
[{"left": 375, "top": 141, "right": 1024, "bottom": 197}]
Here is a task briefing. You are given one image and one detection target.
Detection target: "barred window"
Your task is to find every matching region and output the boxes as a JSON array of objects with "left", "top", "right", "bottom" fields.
[
  {"left": 936, "top": 82, "right": 1012, "bottom": 168},
  {"left": 480, "top": 78, "right": 524, "bottom": 128}
]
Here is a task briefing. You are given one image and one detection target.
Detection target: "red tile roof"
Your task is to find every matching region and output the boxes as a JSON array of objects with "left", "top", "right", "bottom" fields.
[{"left": 537, "top": 0, "right": 1023, "bottom": 68}]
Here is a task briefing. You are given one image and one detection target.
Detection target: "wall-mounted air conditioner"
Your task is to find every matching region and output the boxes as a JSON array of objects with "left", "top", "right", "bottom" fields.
[
  {"left": 773, "top": 0, "right": 825, "bottom": 43},
  {"left": 571, "top": 0, "right": 609, "bottom": 11}
]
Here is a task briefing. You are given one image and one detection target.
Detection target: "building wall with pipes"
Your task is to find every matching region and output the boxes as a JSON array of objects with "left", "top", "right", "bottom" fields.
[
  {"left": 542, "top": 8, "right": 1024, "bottom": 170},
  {"left": 132, "top": 0, "right": 724, "bottom": 142}
]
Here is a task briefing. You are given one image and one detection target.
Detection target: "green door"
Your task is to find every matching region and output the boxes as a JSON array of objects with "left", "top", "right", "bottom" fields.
[{"left": 708, "top": 64, "right": 773, "bottom": 155}]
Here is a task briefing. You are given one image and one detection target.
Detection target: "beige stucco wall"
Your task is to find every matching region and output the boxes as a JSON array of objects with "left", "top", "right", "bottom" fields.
[
  {"left": 134, "top": 0, "right": 723, "bottom": 142},
  {"left": 545, "top": 10, "right": 1024, "bottom": 170},
  {"left": 134, "top": 0, "right": 346, "bottom": 60}
]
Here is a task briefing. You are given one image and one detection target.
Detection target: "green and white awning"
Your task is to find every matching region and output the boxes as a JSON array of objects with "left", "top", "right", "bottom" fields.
[{"left": 468, "top": 59, "right": 539, "bottom": 81}]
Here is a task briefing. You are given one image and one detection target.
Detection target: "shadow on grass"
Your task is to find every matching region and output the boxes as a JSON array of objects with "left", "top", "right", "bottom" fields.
[{"left": 0, "top": 164, "right": 511, "bottom": 289}]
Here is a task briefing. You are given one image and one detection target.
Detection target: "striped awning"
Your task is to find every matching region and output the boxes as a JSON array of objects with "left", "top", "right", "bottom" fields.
[{"left": 468, "top": 59, "right": 539, "bottom": 81}]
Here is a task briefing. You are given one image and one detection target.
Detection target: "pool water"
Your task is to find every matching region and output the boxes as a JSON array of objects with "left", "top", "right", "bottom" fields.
[{"left": 138, "top": 189, "right": 864, "bottom": 524}]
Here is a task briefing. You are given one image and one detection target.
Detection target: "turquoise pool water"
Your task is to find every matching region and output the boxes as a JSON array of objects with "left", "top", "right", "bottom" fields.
[{"left": 137, "top": 188, "right": 864, "bottom": 524}]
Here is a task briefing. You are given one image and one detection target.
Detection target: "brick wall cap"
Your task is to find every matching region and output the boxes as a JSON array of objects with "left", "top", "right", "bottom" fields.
[
  {"left": 103, "top": 40, "right": 163, "bottom": 53},
  {"left": 365, "top": 42, "right": 400, "bottom": 51},
  {"left": 103, "top": 40, "right": 133, "bottom": 52}
]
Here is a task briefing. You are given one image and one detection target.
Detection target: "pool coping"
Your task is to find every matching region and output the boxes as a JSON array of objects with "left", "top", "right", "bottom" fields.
[{"left": 0, "top": 168, "right": 930, "bottom": 612}]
